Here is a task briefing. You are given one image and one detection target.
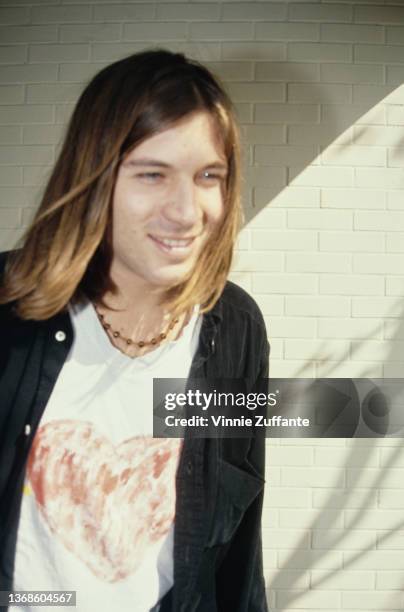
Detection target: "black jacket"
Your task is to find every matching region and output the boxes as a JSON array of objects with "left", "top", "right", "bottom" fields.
[{"left": 0, "top": 251, "right": 270, "bottom": 612}]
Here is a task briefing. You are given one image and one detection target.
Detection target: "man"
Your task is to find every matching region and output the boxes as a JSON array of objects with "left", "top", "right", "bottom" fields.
[{"left": 0, "top": 50, "right": 269, "bottom": 611}]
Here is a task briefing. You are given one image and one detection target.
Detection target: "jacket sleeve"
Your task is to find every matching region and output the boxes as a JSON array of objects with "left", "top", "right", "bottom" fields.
[{"left": 216, "top": 333, "right": 270, "bottom": 611}]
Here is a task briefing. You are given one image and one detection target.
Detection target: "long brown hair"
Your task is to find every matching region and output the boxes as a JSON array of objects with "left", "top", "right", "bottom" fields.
[{"left": 0, "top": 49, "right": 242, "bottom": 320}]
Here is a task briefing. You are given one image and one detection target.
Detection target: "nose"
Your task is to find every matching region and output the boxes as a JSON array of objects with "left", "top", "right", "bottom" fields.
[{"left": 162, "top": 177, "right": 201, "bottom": 229}]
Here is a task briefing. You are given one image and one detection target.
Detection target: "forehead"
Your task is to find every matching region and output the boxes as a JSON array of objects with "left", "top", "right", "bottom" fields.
[{"left": 126, "top": 111, "right": 226, "bottom": 165}]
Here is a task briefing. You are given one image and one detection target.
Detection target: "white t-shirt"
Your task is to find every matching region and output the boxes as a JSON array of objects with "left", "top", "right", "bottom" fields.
[{"left": 12, "top": 299, "right": 202, "bottom": 612}]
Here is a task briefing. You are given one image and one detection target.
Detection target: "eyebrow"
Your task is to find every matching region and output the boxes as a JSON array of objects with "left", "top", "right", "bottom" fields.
[{"left": 124, "top": 157, "right": 228, "bottom": 171}]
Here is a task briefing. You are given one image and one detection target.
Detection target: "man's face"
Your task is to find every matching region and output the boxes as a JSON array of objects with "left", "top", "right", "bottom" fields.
[{"left": 110, "top": 111, "right": 227, "bottom": 292}]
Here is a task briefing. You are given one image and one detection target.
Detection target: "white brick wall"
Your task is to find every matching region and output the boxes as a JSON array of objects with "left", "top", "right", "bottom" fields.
[{"left": 1, "top": 2, "right": 404, "bottom": 610}]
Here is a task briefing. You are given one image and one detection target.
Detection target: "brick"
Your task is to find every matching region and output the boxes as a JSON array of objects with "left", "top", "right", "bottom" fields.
[
  {"left": 355, "top": 5, "right": 404, "bottom": 25},
  {"left": 0, "top": 105, "right": 54, "bottom": 124},
  {"left": 313, "top": 528, "right": 376, "bottom": 550},
  {"left": 94, "top": 3, "right": 154, "bottom": 21},
  {"left": 0, "top": 186, "right": 39, "bottom": 206},
  {"left": 388, "top": 191, "right": 404, "bottom": 210},
  {"left": 0, "top": 7, "right": 29, "bottom": 25},
  {"left": 0, "top": 25, "right": 57, "bottom": 43},
  {"left": 222, "top": 2, "right": 286, "bottom": 21},
  {"left": 255, "top": 22, "right": 319, "bottom": 41},
  {"left": 286, "top": 252, "right": 351, "bottom": 273},
  {"left": 320, "top": 231, "right": 383, "bottom": 252},
  {"left": 222, "top": 42, "right": 286, "bottom": 61},
  {"left": 55, "top": 104, "right": 75, "bottom": 124},
  {"left": 0, "top": 166, "right": 22, "bottom": 185},
  {"left": 255, "top": 145, "right": 318, "bottom": 167},
  {"left": 0, "top": 64, "right": 58, "bottom": 83},
  {"left": 315, "top": 446, "right": 379, "bottom": 468},
  {"left": 91, "top": 42, "right": 157, "bottom": 62},
  {"left": 280, "top": 509, "right": 343, "bottom": 528},
  {"left": 266, "top": 487, "right": 311, "bottom": 509},
  {"left": 243, "top": 125, "right": 285, "bottom": 145},
  {"left": 353, "top": 84, "right": 401, "bottom": 106},
  {"left": 234, "top": 103, "right": 253, "bottom": 122},
  {"left": 387, "top": 65, "right": 404, "bottom": 87},
  {"left": 205, "top": 61, "right": 253, "bottom": 82},
  {"left": 23, "top": 166, "right": 51, "bottom": 187},
  {"left": 255, "top": 62, "right": 319, "bottom": 83},
  {"left": 352, "top": 296, "right": 402, "bottom": 317},
  {"left": 59, "top": 62, "right": 107, "bottom": 82},
  {"left": 377, "top": 570, "right": 404, "bottom": 589},
  {"left": 32, "top": 6, "right": 92, "bottom": 24},
  {"left": 285, "top": 296, "right": 350, "bottom": 317},
  {"left": 319, "top": 318, "right": 382, "bottom": 339},
  {"left": 351, "top": 340, "right": 404, "bottom": 362},
  {"left": 288, "top": 124, "right": 353, "bottom": 146},
  {"left": 321, "top": 188, "right": 386, "bottom": 210},
  {"left": 270, "top": 359, "right": 316, "bottom": 377},
  {"left": 289, "top": 83, "right": 351, "bottom": 104},
  {"left": 386, "top": 277, "right": 404, "bottom": 296},
  {"left": 288, "top": 42, "right": 351, "bottom": 63},
  {"left": 157, "top": 3, "right": 219, "bottom": 20},
  {"left": 278, "top": 549, "right": 342, "bottom": 569},
  {"left": 253, "top": 273, "right": 317, "bottom": 294},
  {"left": 320, "top": 274, "right": 384, "bottom": 296},
  {"left": 247, "top": 166, "right": 287, "bottom": 187},
  {"left": 253, "top": 294, "right": 284, "bottom": 315},
  {"left": 232, "top": 250, "right": 283, "bottom": 272},
  {"left": 387, "top": 106, "right": 404, "bottom": 126},
  {"left": 189, "top": 21, "right": 253, "bottom": 41},
  {"left": 290, "top": 2, "right": 352, "bottom": 22},
  {"left": 290, "top": 166, "right": 354, "bottom": 188},
  {"left": 387, "top": 232, "right": 404, "bottom": 252},
  {"left": 0, "top": 45, "right": 27, "bottom": 64},
  {"left": 252, "top": 230, "right": 316, "bottom": 251},
  {"left": 320, "top": 63, "right": 383, "bottom": 84},
  {"left": 0, "top": 145, "right": 53, "bottom": 165},
  {"left": 269, "top": 187, "right": 320, "bottom": 209},
  {"left": 288, "top": 210, "right": 352, "bottom": 230},
  {"left": 355, "top": 44, "right": 404, "bottom": 64},
  {"left": 228, "top": 82, "right": 285, "bottom": 102},
  {"left": 123, "top": 22, "right": 187, "bottom": 41},
  {"left": 0, "top": 126, "right": 22, "bottom": 144},
  {"left": 321, "top": 103, "right": 386, "bottom": 126},
  {"left": 27, "top": 83, "right": 82, "bottom": 104},
  {"left": 321, "top": 23, "right": 384, "bottom": 44},
  {"left": 253, "top": 185, "right": 288, "bottom": 208},
  {"left": 0, "top": 228, "right": 24, "bottom": 250},
  {"left": 387, "top": 26, "right": 404, "bottom": 45},
  {"left": 266, "top": 316, "right": 317, "bottom": 337},
  {"left": 354, "top": 254, "right": 404, "bottom": 276},
  {"left": 325, "top": 354, "right": 379, "bottom": 374},
  {"left": 0, "top": 207, "right": 20, "bottom": 228},
  {"left": 322, "top": 145, "right": 385, "bottom": 167},
  {"left": 61, "top": 24, "right": 122, "bottom": 43},
  {"left": 356, "top": 168, "right": 404, "bottom": 190},
  {"left": 384, "top": 318, "right": 404, "bottom": 339},
  {"left": 31, "top": 43, "right": 90, "bottom": 63},
  {"left": 248, "top": 208, "right": 286, "bottom": 228},
  {"left": 263, "top": 529, "right": 310, "bottom": 550},
  {"left": 23, "top": 125, "right": 65, "bottom": 145},
  {"left": 264, "top": 568, "right": 310, "bottom": 588},
  {"left": 255, "top": 103, "right": 318, "bottom": 123},
  {"left": 0, "top": 85, "right": 24, "bottom": 104},
  {"left": 282, "top": 465, "right": 346, "bottom": 487},
  {"left": 388, "top": 147, "right": 404, "bottom": 168}
]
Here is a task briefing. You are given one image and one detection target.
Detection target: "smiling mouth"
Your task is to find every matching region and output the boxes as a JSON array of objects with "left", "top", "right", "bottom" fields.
[{"left": 148, "top": 234, "right": 197, "bottom": 252}]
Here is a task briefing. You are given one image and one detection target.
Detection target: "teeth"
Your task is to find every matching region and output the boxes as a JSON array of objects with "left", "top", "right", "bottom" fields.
[{"left": 154, "top": 236, "right": 193, "bottom": 248}]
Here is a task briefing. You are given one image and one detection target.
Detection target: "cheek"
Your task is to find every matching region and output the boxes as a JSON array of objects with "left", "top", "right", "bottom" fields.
[{"left": 204, "top": 190, "right": 225, "bottom": 225}]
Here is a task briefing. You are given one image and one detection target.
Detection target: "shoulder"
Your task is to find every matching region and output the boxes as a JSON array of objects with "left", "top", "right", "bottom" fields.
[{"left": 217, "top": 280, "right": 266, "bottom": 331}]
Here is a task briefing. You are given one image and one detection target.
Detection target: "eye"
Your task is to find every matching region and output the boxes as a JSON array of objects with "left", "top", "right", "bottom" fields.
[
  {"left": 136, "top": 172, "right": 164, "bottom": 183},
  {"left": 199, "top": 171, "right": 225, "bottom": 185}
]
